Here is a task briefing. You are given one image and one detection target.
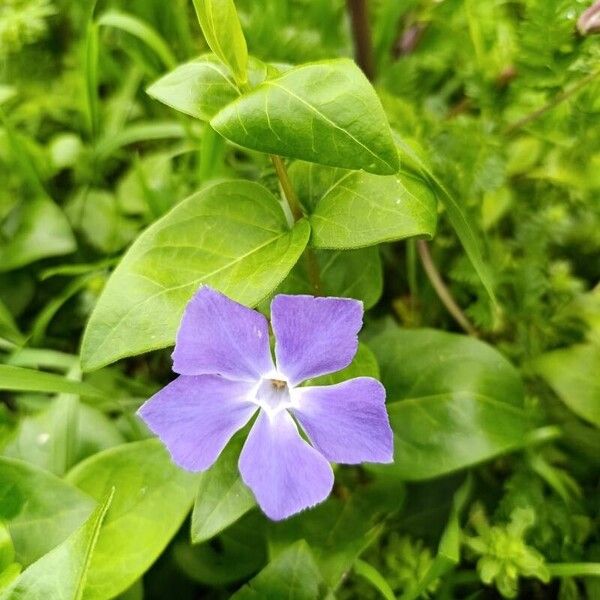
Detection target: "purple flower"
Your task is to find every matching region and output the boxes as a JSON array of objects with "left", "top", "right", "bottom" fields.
[{"left": 138, "top": 286, "right": 393, "bottom": 520}]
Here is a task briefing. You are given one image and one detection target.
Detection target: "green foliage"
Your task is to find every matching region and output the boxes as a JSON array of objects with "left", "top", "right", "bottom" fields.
[
  {"left": 81, "top": 180, "right": 310, "bottom": 370},
  {"left": 212, "top": 60, "right": 399, "bottom": 174},
  {"left": 370, "top": 328, "right": 530, "bottom": 479},
  {"left": 0, "top": 0, "right": 599, "bottom": 597},
  {"left": 464, "top": 505, "right": 550, "bottom": 598},
  {"left": 0, "top": 490, "right": 113, "bottom": 600}
]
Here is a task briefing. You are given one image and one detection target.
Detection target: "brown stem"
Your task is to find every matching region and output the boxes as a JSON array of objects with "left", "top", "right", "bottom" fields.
[
  {"left": 417, "top": 240, "right": 478, "bottom": 336},
  {"left": 270, "top": 155, "right": 323, "bottom": 294},
  {"left": 504, "top": 69, "right": 600, "bottom": 135},
  {"left": 346, "top": 0, "right": 375, "bottom": 80}
]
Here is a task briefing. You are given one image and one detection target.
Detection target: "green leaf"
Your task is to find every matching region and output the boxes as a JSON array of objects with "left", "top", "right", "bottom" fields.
[
  {"left": 269, "top": 477, "right": 404, "bottom": 589},
  {"left": 309, "top": 170, "right": 437, "bottom": 249},
  {"left": 395, "top": 135, "right": 496, "bottom": 302},
  {"left": 0, "top": 458, "right": 95, "bottom": 566},
  {"left": 191, "top": 434, "right": 255, "bottom": 544},
  {"left": 275, "top": 247, "right": 383, "bottom": 309},
  {"left": 211, "top": 60, "right": 399, "bottom": 175},
  {"left": 532, "top": 343, "right": 600, "bottom": 428},
  {"left": 176, "top": 513, "right": 266, "bottom": 586},
  {"left": 400, "top": 477, "right": 471, "bottom": 600},
  {"left": 0, "top": 299, "right": 23, "bottom": 346},
  {"left": 147, "top": 54, "right": 270, "bottom": 121},
  {"left": 231, "top": 540, "right": 323, "bottom": 600},
  {"left": 0, "top": 490, "right": 113, "bottom": 600},
  {"left": 3, "top": 397, "right": 125, "bottom": 476},
  {"left": 0, "top": 197, "right": 76, "bottom": 272},
  {"left": 80, "top": 180, "right": 310, "bottom": 371},
  {"left": 65, "top": 440, "right": 198, "bottom": 600},
  {"left": 192, "top": 0, "right": 248, "bottom": 86},
  {"left": 0, "top": 366, "right": 105, "bottom": 399},
  {"left": 369, "top": 328, "right": 530, "bottom": 480},
  {"left": 97, "top": 11, "right": 177, "bottom": 70}
]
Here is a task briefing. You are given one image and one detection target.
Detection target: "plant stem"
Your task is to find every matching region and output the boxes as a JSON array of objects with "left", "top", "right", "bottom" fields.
[
  {"left": 547, "top": 563, "right": 600, "bottom": 578},
  {"left": 270, "top": 155, "right": 303, "bottom": 221},
  {"left": 270, "top": 154, "right": 323, "bottom": 294},
  {"left": 346, "top": 0, "right": 375, "bottom": 79},
  {"left": 504, "top": 69, "right": 600, "bottom": 135},
  {"left": 417, "top": 240, "right": 478, "bottom": 336}
]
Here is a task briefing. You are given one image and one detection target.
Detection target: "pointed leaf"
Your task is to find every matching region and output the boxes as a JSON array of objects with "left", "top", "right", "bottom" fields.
[
  {"left": 192, "top": 0, "right": 248, "bottom": 85},
  {"left": 212, "top": 60, "right": 399, "bottom": 175},
  {"left": 0, "top": 490, "right": 113, "bottom": 600},
  {"left": 66, "top": 440, "right": 198, "bottom": 600},
  {"left": 191, "top": 434, "right": 255, "bottom": 544},
  {"left": 231, "top": 541, "right": 322, "bottom": 600},
  {"left": 80, "top": 180, "right": 310, "bottom": 371},
  {"left": 147, "top": 54, "right": 270, "bottom": 121}
]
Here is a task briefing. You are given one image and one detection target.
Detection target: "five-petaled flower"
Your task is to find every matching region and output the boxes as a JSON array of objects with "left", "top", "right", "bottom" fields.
[{"left": 138, "top": 286, "right": 393, "bottom": 520}]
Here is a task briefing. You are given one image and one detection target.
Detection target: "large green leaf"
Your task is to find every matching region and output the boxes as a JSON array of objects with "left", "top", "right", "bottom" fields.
[
  {"left": 0, "top": 458, "right": 95, "bottom": 566},
  {"left": 191, "top": 434, "right": 255, "bottom": 544},
  {"left": 275, "top": 247, "right": 383, "bottom": 308},
  {"left": 370, "top": 328, "right": 530, "bottom": 480},
  {"left": 192, "top": 0, "right": 248, "bottom": 85},
  {"left": 0, "top": 197, "right": 76, "bottom": 272},
  {"left": 147, "top": 54, "right": 270, "bottom": 121},
  {"left": 533, "top": 343, "right": 600, "bottom": 428},
  {"left": 211, "top": 60, "right": 399, "bottom": 175},
  {"left": 231, "top": 541, "right": 323, "bottom": 600},
  {"left": 80, "top": 180, "right": 310, "bottom": 371},
  {"left": 66, "top": 440, "right": 198, "bottom": 600},
  {"left": 0, "top": 366, "right": 105, "bottom": 399},
  {"left": 0, "top": 490, "right": 113, "bottom": 600},
  {"left": 310, "top": 170, "right": 437, "bottom": 248}
]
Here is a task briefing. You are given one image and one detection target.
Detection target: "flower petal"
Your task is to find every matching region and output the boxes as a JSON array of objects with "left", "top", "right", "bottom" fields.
[
  {"left": 292, "top": 377, "right": 393, "bottom": 464},
  {"left": 271, "top": 294, "right": 363, "bottom": 385},
  {"left": 238, "top": 410, "right": 333, "bottom": 520},
  {"left": 138, "top": 375, "right": 257, "bottom": 471},
  {"left": 173, "top": 286, "right": 274, "bottom": 380}
]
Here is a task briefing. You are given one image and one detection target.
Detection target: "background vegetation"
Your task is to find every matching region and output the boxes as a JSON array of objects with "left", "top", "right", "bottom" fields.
[{"left": 0, "top": 0, "right": 599, "bottom": 598}]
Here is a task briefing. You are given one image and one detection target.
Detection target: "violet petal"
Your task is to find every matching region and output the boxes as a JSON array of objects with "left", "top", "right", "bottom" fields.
[
  {"left": 292, "top": 377, "right": 394, "bottom": 464},
  {"left": 238, "top": 410, "right": 334, "bottom": 520},
  {"left": 172, "top": 286, "right": 275, "bottom": 380},
  {"left": 270, "top": 294, "right": 363, "bottom": 385},
  {"left": 138, "top": 374, "right": 257, "bottom": 471}
]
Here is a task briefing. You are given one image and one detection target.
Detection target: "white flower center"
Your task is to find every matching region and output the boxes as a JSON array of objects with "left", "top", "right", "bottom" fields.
[{"left": 252, "top": 374, "right": 294, "bottom": 417}]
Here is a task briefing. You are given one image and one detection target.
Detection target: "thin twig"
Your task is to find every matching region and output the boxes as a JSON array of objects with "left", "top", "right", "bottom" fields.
[
  {"left": 417, "top": 240, "right": 478, "bottom": 336},
  {"left": 504, "top": 69, "right": 600, "bottom": 135}
]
